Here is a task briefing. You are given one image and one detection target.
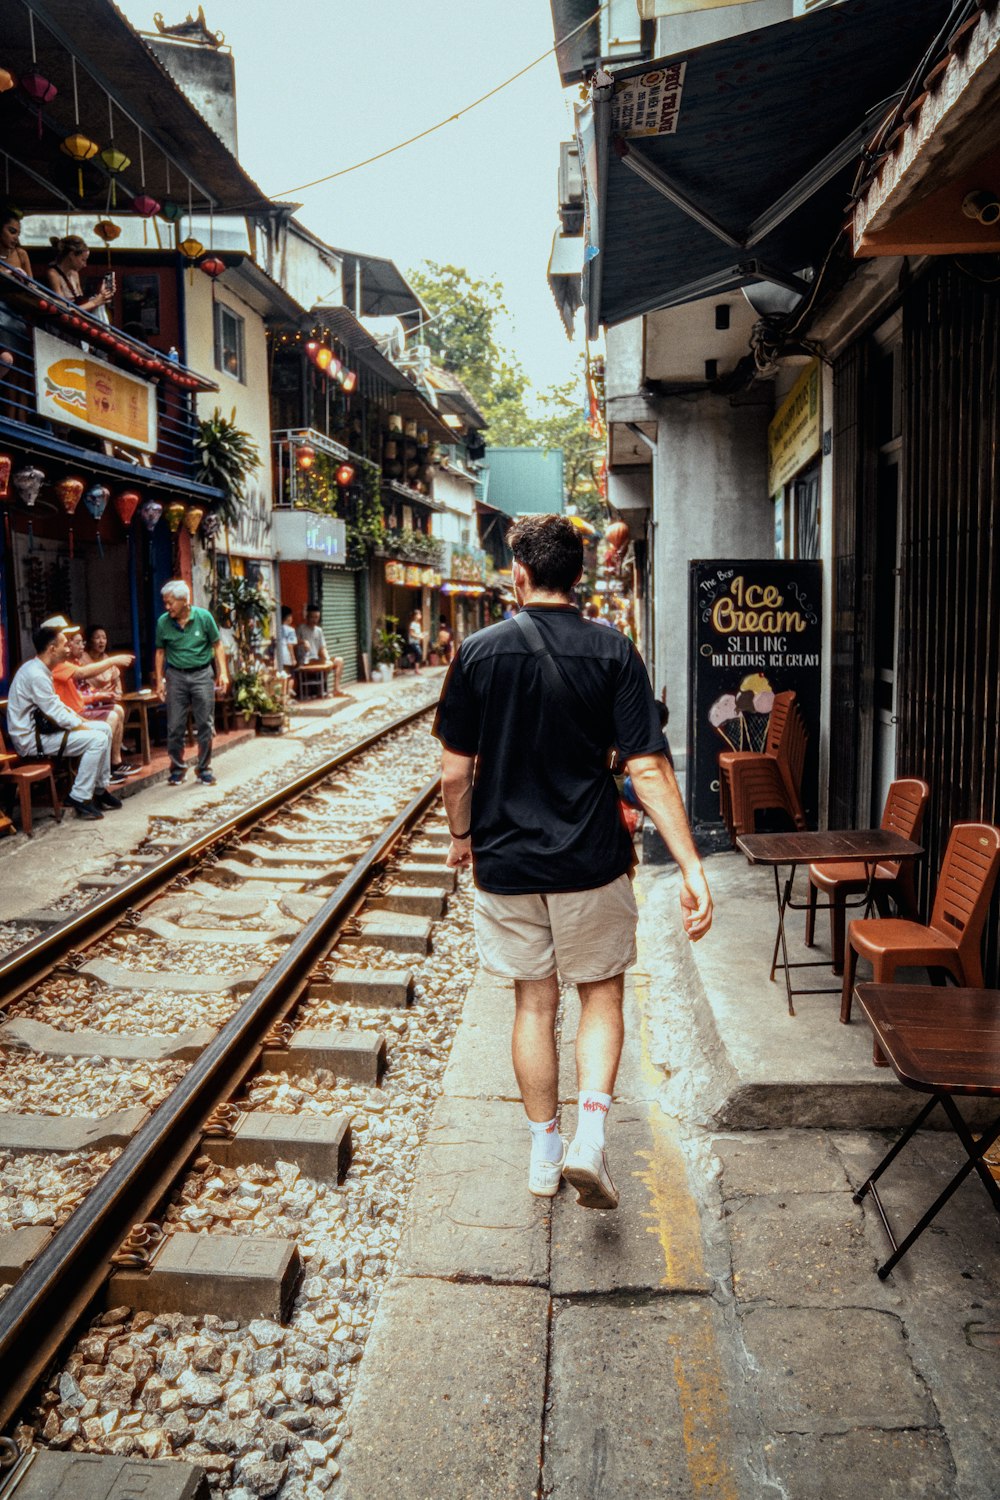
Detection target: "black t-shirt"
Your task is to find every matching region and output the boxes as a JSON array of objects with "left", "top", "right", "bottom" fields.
[{"left": 432, "top": 604, "right": 665, "bottom": 894}]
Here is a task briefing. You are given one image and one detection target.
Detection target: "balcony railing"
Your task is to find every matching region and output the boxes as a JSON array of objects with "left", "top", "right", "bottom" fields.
[
  {"left": 0, "top": 265, "right": 216, "bottom": 486},
  {"left": 272, "top": 427, "right": 375, "bottom": 509}
]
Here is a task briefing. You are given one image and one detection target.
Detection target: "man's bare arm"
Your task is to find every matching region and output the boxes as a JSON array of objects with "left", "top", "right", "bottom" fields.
[
  {"left": 625, "top": 752, "right": 713, "bottom": 940},
  {"left": 441, "top": 747, "right": 475, "bottom": 870}
]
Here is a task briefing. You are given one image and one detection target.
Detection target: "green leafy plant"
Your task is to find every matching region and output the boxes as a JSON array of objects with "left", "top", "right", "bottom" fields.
[
  {"left": 380, "top": 527, "right": 444, "bottom": 567},
  {"left": 216, "top": 575, "right": 272, "bottom": 675},
  {"left": 195, "top": 408, "right": 262, "bottom": 527},
  {"left": 372, "top": 618, "right": 403, "bottom": 668}
]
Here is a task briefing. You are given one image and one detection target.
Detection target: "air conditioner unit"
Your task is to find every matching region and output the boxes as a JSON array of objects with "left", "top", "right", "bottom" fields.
[{"left": 558, "top": 142, "right": 583, "bottom": 212}]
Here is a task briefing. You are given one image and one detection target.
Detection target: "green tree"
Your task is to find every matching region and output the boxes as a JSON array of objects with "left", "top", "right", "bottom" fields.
[{"left": 535, "top": 372, "right": 606, "bottom": 525}]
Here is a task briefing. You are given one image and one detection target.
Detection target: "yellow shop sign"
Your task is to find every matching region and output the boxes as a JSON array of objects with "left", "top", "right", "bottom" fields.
[
  {"left": 33, "top": 327, "right": 157, "bottom": 453},
  {"left": 768, "top": 359, "right": 820, "bottom": 495}
]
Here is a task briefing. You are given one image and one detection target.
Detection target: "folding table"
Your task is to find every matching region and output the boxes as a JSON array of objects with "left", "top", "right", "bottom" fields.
[
  {"left": 737, "top": 830, "right": 923, "bottom": 1015},
  {"left": 853, "top": 983, "right": 1000, "bottom": 1278}
]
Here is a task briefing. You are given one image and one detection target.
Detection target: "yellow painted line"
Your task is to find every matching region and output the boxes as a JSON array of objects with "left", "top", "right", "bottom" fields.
[{"left": 670, "top": 1319, "right": 740, "bottom": 1500}]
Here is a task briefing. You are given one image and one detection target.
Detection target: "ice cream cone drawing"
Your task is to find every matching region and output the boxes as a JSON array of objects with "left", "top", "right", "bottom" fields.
[{"left": 710, "top": 674, "right": 775, "bottom": 751}]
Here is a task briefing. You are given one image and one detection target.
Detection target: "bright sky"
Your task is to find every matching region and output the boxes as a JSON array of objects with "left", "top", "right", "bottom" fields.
[{"left": 119, "top": 0, "right": 587, "bottom": 407}]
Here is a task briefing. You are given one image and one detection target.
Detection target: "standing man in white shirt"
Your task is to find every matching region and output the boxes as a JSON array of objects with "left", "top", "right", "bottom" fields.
[{"left": 6, "top": 622, "right": 119, "bottom": 820}]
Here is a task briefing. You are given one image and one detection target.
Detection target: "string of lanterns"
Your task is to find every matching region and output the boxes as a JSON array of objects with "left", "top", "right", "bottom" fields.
[{"left": 0, "top": 455, "right": 219, "bottom": 546}]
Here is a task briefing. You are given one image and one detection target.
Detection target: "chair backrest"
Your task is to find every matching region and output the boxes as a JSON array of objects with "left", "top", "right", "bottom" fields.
[
  {"left": 878, "top": 777, "right": 931, "bottom": 876},
  {"left": 765, "top": 691, "right": 796, "bottom": 756},
  {"left": 929, "top": 822, "right": 1000, "bottom": 959}
]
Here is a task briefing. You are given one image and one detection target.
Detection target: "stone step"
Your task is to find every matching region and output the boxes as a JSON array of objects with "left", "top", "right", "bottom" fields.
[
  {"left": 0, "top": 1226, "right": 52, "bottom": 1284},
  {"left": 79, "top": 958, "right": 264, "bottom": 995},
  {"left": 262, "top": 1028, "right": 385, "bottom": 1085},
  {"left": 392, "top": 862, "right": 457, "bottom": 892},
  {"left": 0, "top": 1107, "right": 148, "bottom": 1154},
  {"left": 310, "top": 967, "right": 413, "bottom": 1009},
  {"left": 369, "top": 885, "right": 447, "bottom": 919},
  {"left": 109, "top": 1233, "right": 301, "bottom": 1323},
  {"left": 203, "top": 1110, "right": 352, "bottom": 1182},
  {"left": 8, "top": 1451, "right": 209, "bottom": 1500},
  {"left": 341, "top": 911, "right": 432, "bottom": 956},
  {"left": 0, "top": 1018, "right": 214, "bottom": 1062}
]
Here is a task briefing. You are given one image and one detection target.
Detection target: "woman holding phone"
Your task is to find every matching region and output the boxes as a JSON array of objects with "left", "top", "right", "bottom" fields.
[{"left": 45, "top": 235, "right": 113, "bottom": 316}]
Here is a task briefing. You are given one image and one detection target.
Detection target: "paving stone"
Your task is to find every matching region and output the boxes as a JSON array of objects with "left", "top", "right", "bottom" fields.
[
  {"left": 404, "top": 844, "right": 449, "bottom": 865},
  {"left": 441, "top": 972, "right": 518, "bottom": 1099},
  {"left": 137, "top": 914, "right": 295, "bottom": 946},
  {"left": 0, "top": 1017, "right": 213, "bottom": 1061},
  {"left": 368, "top": 884, "right": 446, "bottom": 918},
  {"left": 544, "top": 1297, "right": 743, "bottom": 1499},
  {"left": 0, "top": 1108, "right": 148, "bottom": 1153},
  {"left": 80, "top": 957, "right": 264, "bottom": 994},
  {"left": 8, "top": 1451, "right": 209, "bottom": 1499},
  {"left": 109, "top": 1234, "right": 301, "bottom": 1323},
  {"left": 340, "top": 911, "right": 431, "bottom": 955},
  {"left": 714, "top": 1131, "right": 851, "bottom": 1200},
  {"left": 0, "top": 1226, "right": 52, "bottom": 1283},
  {"left": 551, "top": 1108, "right": 712, "bottom": 1296},
  {"left": 203, "top": 1110, "right": 352, "bottom": 1182},
  {"left": 740, "top": 1307, "right": 935, "bottom": 1434},
  {"left": 396, "top": 1096, "right": 549, "bottom": 1284},
  {"left": 262, "top": 1028, "right": 386, "bottom": 1084},
  {"left": 728, "top": 1192, "right": 879, "bottom": 1305},
  {"left": 338, "top": 1279, "right": 547, "bottom": 1500},
  {"left": 310, "top": 967, "right": 413, "bottom": 1008},
  {"left": 392, "top": 862, "right": 456, "bottom": 892},
  {"left": 764, "top": 1429, "right": 957, "bottom": 1499}
]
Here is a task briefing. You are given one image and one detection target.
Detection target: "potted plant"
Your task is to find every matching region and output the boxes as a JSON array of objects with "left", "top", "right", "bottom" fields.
[{"left": 371, "top": 618, "right": 403, "bottom": 681}]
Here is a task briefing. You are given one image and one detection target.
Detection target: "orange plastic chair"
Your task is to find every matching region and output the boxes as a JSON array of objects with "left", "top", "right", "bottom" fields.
[
  {"left": 841, "top": 822, "right": 1000, "bottom": 1032},
  {"left": 720, "top": 694, "right": 808, "bottom": 840},
  {"left": 718, "top": 691, "right": 796, "bottom": 837},
  {"left": 805, "top": 777, "right": 930, "bottom": 974}
]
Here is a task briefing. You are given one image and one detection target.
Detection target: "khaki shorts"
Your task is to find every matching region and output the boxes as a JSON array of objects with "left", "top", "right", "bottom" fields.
[{"left": 473, "top": 873, "right": 638, "bottom": 984}]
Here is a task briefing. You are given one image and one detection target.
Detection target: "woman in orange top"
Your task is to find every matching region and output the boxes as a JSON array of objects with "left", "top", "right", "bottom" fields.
[{"left": 52, "top": 628, "right": 135, "bottom": 782}]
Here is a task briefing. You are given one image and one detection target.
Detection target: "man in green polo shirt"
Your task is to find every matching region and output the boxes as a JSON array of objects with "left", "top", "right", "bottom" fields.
[{"left": 154, "top": 579, "right": 230, "bottom": 786}]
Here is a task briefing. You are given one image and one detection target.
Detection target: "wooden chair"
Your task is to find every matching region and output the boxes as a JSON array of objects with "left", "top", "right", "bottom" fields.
[
  {"left": 719, "top": 693, "right": 808, "bottom": 840},
  {"left": 0, "top": 725, "right": 63, "bottom": 836},
  {"left": 804, "top": 777, "right": 930, "bottom": 974},
  {"left": 841, "top": 822, "right": 1000, "bottom": 1054}
]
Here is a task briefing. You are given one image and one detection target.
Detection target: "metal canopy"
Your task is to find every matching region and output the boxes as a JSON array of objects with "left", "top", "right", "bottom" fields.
[
  {"left": 328, "top": 248, "right": 429, "bottom": 328},
  {"left": 586, "top": 0, "right": 954, "bottom": 333}
]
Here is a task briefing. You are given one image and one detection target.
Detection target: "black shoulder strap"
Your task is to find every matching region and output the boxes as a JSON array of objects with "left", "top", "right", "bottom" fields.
[{"left": 513, "top": 610, "right": 595, "bottom": 743}]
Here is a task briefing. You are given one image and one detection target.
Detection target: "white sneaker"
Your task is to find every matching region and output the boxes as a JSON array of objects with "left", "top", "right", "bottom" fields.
[
  {"left": 562, "top": 1139, "right": 619, "bottom": 1210},
  {"left": 528, "top": 1136, "right": 568, "bottom": 1198}
]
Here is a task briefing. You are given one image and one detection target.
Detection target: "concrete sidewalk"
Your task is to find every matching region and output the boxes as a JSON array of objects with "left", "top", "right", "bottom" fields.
[{"left": 337, "top": 865, "right": 1000, "bottom": 1499}]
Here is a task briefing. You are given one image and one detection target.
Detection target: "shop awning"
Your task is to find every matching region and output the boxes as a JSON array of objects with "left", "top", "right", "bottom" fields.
[
  {"left": 327, "top": 248, "right": 428, "bottom": 328},
  {"left": 583, "top": 0, "right": 954, "bottom": 334},
  {"left": 547, "top": 232, "right": 584, "bottom": 339}
]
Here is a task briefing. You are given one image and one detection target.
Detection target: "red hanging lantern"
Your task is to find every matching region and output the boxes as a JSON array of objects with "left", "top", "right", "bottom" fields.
[
  {"left": 199, "top": 255, "right": 225, "bottom": 305},
  {"left": 606, "top": 521, "right": 630, "bottom": 553},
  {"left": 114, "top": 489, "right": 141, "bottom": 527},
  {"left": 21, "top": 69, "right": 56, "bottom": 137},
  {"left": 304, "top": 341, "right": 320, "bottom": 362},
  {"left": 296, "top": 444, "right": 316, "bottom": 471},
  {"left": 55, "top": 476, "right": 85, "bottom": 515},
  {"left": 341, "top": 369, "right": 358, "bottom": 394},
  {"left": 0, "top": 453, "right": 11, "bottom": 499},
  {"left": 336, "top": 464, "right": 355, "bottom": 487}
]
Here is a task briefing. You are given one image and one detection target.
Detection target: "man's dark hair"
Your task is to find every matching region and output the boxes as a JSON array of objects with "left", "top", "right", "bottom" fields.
[
  {"left": 33, "top": 624, "right": 61, "bottom": 655},
  {"left": 306, "top": 603, "right": 320, "bottom": 615},
  {"left": 508, "top": 514, "right": 583, "bottom": 594},
  {"left": 281, "top": 606, "right": 293, "bottom": 622}
]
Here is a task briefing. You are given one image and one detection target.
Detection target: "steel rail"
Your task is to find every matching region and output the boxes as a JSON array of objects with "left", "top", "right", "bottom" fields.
[
  {"left": 0, "top": 700, "right": 435, "bottom": 1009},
  {"left": 0, "top": 772, "right": 443, "bottom": 1433}
]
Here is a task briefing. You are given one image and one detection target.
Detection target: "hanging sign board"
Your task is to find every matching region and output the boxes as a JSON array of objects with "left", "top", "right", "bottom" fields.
[
  {"left": 273, "top": 510, "right": 346, "bottom": 563},
  {"left": 33, "top": 328, "right": 157, "bottom": 452},
  {"left": 612, "top": 64, "right": 686, "bottom": 137},
  {"left": 768, "top": 359, "right": 821, "bottom": 495},
  {"left": 688, "top": 560, "right": 822, "bottom": 839}
]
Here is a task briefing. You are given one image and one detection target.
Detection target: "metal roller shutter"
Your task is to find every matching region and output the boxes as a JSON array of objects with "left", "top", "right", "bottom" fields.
[{"left": 321, "top": 568, "right": 359, "bottom": 684}]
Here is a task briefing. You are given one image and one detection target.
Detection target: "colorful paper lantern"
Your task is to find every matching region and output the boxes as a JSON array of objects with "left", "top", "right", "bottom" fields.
[
  {"left": 93, "top": 219, "right": 120, "bottom": 244},
  {"left": 55, "top": 476, "right": 84, "bottom": 515},
  {"left": 314, "top": 347, "right": 333, "bottom": 372},
  {"left": 20, "top": 70, "right": 56, "bottom": 137},
  {"left": 114, "top": 489, "right": 141, "bottom": 527},
  {"left": 99, "top": 146, "right": 130, "bottom": 206},
  {"left": 61, "top": 132, "right": 100, "bottom": 198},
  {"left": 341, "top": 369, "right": 358, "bottom": 394},
  {"left": 159, "top": 200, "right": 183, "bottom": 223},
  {"left": 606, "top": 521, "right": 630, "bottom": 552},
  {"left": 183, "top": 505, "right": 205, "bottom": 536},
  {"left": 200, "top": 256, "right": 225, "bottom": 280},
  {"left": 336, "top": 464, "right": 356, "bottom": 487},
  {"left": 165, "top": 500, "right": 186, "bottom": 533},
  {"left": 13, "top": 465, "right": 45, "bottom": 506},
  {"left": 132, "top": 193, "right": 161, "bottom": 219},
  {"left": 178, "top": 237, "right": 204, "bottom": 261},
  {"left": 0, "top": 67, "right": 16, "bottom": 93},
  {"left": 84, "top": 482, "right": 109, "bottom": 521},
  {"left": 0, "top": 453, "right": 11, "bottom": 499},
  {"left": 296, "top": 444, "right": 316, "bottom": 471},
  {"left": 305, "top": 341, "right": 320, "bottom": 361},
  {"left": 140, "top": 498, "right": 162, "bottom": 532}
]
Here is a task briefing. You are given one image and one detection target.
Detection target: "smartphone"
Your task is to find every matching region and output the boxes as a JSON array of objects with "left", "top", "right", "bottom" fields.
[{"left": 102, "top": 273, "right": 114, "bottom": 293}]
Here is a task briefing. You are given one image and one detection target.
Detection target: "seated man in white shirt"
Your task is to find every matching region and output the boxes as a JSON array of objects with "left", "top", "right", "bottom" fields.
[
  {"left": 296, "top": 605, "right": 344, "bottom": 696},
  {"left": 6, "top": 622, "right": 120, "bottom": 820}
]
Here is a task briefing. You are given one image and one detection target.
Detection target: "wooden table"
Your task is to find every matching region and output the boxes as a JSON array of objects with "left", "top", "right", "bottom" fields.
[
  {"left": 294, "top": 663, "right": 333, "bottom": 699},
  {"left": 121, "top": 690, "right": 156, "bottom": 765},
  {"left": 853, "top": 983, "right": 1000, "bottom": 1277},
  {"left": 737, "top": 830, "right": 923, "bottom": 1014}
]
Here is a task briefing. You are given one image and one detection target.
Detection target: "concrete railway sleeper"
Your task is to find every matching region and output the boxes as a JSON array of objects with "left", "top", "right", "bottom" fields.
[{"left": 0, "top": 708, "right": 475, "bottom": 1491}]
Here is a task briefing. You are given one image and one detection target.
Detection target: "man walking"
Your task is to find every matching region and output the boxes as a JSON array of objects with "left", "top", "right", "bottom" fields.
[
  {"left": 433, "top": 515, "right": 712, "bottom": 1211},
  {"left": 6, "top": 622, "right": 120, "bottom": 819},
  {"left": 154, "top": 580, "right": 229, "bottom": 787}
]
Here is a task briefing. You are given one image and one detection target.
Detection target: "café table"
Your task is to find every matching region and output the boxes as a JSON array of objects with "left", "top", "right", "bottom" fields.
[
  {"left": 294, "top": 663, "right": 333, "bottom": 700},
  {"left": 121, "top": 689, "right": 156, "bottom": 766},
  {"left": 853, "top": 983, "right": 1000, "bottom": 1278},
  {"left": 736, "top": 829, "right": 923, "bottom": 1015}
]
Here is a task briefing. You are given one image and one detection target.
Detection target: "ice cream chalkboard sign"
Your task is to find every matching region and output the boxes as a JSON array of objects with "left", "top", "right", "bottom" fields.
[{"left": 688, "top": 561, "right": 822, "bottom": 838}]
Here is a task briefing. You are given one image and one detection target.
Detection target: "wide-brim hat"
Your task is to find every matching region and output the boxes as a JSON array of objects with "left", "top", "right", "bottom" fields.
[{"left": 40, "top": 614, "right": 81, "bottom": 635}]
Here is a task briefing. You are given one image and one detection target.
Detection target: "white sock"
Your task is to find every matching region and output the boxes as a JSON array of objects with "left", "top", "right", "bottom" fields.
[
  {"left": 574, "top": 1091, "right": 612, "bottom": 1150},
  {"left": 527, "top": 1115, "right": 563, "bottom": 1164}
]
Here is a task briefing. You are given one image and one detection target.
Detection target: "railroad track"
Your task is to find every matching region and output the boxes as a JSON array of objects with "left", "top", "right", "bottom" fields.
[{"left": 0, "top": 700, "right": 465, "bottom": 1486}]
